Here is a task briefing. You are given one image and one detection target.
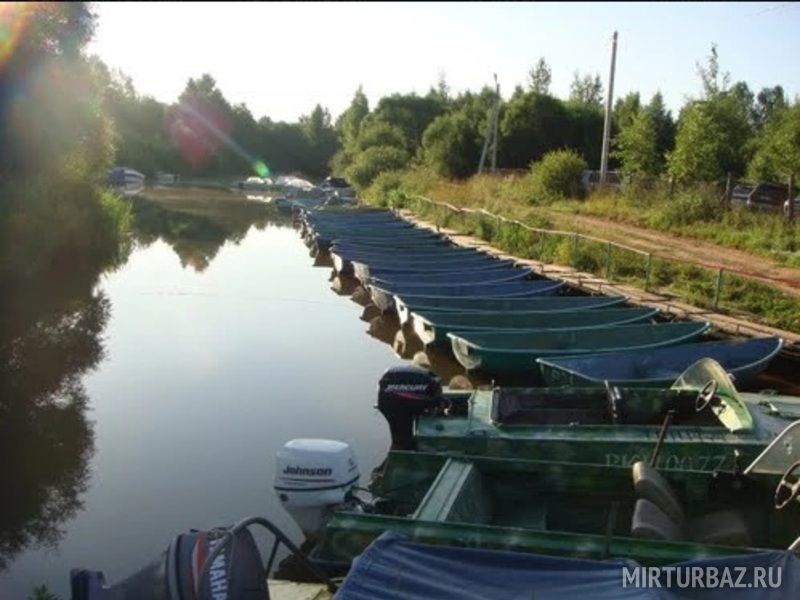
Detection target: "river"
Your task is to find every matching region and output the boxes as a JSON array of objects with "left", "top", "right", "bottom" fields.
[{"left": 1, "top": 189, "right": 411, "bottom": 597}]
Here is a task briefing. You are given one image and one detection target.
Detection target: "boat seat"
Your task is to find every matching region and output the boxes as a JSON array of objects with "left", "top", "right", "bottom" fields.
[
  {"left": 630, "top": 461, "right": 750, "bottom": 545},
  {"left": 632, "top": 462, "right": 684, "bottom": 523}
]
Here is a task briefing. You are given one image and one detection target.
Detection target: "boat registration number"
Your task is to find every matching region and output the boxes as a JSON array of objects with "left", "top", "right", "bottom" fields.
[{"left": 604, "top": 453, "right": 728, "bottom": 471}]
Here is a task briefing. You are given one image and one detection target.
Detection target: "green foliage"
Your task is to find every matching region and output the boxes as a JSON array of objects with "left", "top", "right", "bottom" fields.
[
  {"left": 421, "top": 111, "right": 482, "bottom": 178},
  {"left": 669, "top": 46, "right": 754, "bottom": 182},
  {"left": 372, "top": 93, "right": 446, "bottom": 151},
  {"left": 335, "top": 86, "right": 370, "bottom": 147},
  {"left": 356, "top": 119, "right": 407, "bottom": 152},
  {"left": 500, "top": 92, "right": 567, "bottom": 168},
  {"left": 568, "top": 72, "right": 604, "bottom": 110},
  {"left": 530, "top": 149, "right": 588, "bottom": 201},
  {"left": 747, "top": 103, "right": 800, "bottom": 181},
  {"left": 614, "top": 110, "right": 660, "bottom": 176},
  {"left": 528, "top": 58, "right": 552, "bottom": 95},
  {"left": 28, "top": 585, "right": 59, "bottom": 600},
  {"left": 346, "top": 145, "right": 410, "bottom": 190}
]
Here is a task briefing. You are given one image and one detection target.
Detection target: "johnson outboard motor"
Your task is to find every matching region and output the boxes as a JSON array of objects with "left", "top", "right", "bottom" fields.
[
  {"left": 377, "top": 365, "right": 444, "bottom": 450},
  {"left": 70, "top": 526, "right": 267, "bottom": 600}
]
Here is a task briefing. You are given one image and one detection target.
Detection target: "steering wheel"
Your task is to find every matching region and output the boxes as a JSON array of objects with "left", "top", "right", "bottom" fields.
[
  {"left": 695, "top": 380, "right": 718, "bottom": 413},
  {"left": 774, "top": 460, "right": 800, "bottom": 510}
]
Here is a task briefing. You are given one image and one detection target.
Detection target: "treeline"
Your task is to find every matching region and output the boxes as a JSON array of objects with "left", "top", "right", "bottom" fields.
[
  {"left": 102, "top": 71, "right": 338, "bottom": 179},
  {"left": 332, "top": 47, "right": 799, "bottom": 192}
]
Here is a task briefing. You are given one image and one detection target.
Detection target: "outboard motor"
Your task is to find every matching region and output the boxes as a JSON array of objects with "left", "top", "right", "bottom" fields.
[
  {"left": 377, "top": 365, "right": 444, "bottom": 451},
  {"left": 274, "top": 439, "right": 360, "bottom": 537},
  {"left": 70, "top": 526, "right": 267, "bottom": 600}
]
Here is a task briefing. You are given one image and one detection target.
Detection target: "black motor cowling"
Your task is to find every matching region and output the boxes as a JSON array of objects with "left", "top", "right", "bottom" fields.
[
  {"left": 377, "top": 365, "right": 444, "bottom": 450},
  {"left": 70, "top": 527, "right": 267, "bottom": 600}
]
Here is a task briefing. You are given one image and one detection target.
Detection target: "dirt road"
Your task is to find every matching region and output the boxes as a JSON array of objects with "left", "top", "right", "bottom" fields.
[{"left": 550, "top": 212, "right": 800, "bottom": 298}]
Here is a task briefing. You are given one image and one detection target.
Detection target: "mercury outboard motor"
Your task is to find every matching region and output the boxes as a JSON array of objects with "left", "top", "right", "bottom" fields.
[
  {"left": 70, "top": 526, "right": 268, "bottom": 600},
  {"left": 377, "top": 365, "right": 444, "bottom": 450}
]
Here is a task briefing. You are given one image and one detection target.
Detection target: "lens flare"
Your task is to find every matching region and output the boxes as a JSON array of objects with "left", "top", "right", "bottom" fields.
[
  {"left": 0, "top": 2, "right": 32, "bottom": 69},
  {"left": 253, "top": 161, "right": 269, "bottom": 177}
]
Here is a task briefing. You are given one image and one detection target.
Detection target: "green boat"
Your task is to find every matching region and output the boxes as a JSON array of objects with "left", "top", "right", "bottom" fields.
[
  {"left": 412, "top": 306, "right": 659, "bottom": 348},
  {"left": 305, "top": 424, "right": 800, "bottom": 568},
  {"left": 396, "top": 294, "right": 628, "bottom": 326},
  {"left": 376, "top": 359, "right": 800, "bottom": 472},
  {"left": 448, "top": 321, "right": 710, "bottom": 375}
]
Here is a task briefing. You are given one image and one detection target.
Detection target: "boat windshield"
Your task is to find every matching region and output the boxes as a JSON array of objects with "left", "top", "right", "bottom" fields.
[
  {"left": 745, "top": 420, "right": 800, "bottom": 476},
  {"left": 670, "top": 358, "right": 752, "bottom": 431}
]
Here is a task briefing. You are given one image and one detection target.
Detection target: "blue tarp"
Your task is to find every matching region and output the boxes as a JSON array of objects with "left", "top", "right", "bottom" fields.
[{"left": 335, "top": 532, "right": 800, "bottom": 600}]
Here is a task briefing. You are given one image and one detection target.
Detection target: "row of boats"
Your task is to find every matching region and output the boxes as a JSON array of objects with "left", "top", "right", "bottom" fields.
[
  {"left": 266, "top": 206, "right": 800, "bottom": 597},
  {"left": 303, "top": 207, "right": 784, "bottom": 387}
]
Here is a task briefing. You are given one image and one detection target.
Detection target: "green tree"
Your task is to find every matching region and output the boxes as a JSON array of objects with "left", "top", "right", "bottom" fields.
[
  {"left": 569, "top": 73, "right": 604, "bottom": 110},
  {"left": 747, "top": 102, "right": 800, "bottom": 181},
  {"left": 643, "top": 92, "right": 676, "bottom": 158},
  {"left": 335, "top": 86, "right": 370, "bottom": 148},
  {"left": 346, "top": 145, "right": 410, "bottom": 190},
  {"left": 614, "top": 110, "right": 660, "bottom": 176},
  {"left": 528, "top": 58, "right": 552, "bottom": 95},
  {"left": 530, "top": 149, "right": 588, "bottom": 200},
  {"left": 753, "top": 86, "right": 786, "bottom": 130},
  {"left": 422, "top": 111, "right": 482, "bottom": 178},
  {"left": 667, "top": 102, "right": 725, "bottom": 181},
  {"left": 613, "top": 92, "right": 641, "bottom": 131},
  {"left": 500, "top": 92, "right": 569, "bottom": 168}
]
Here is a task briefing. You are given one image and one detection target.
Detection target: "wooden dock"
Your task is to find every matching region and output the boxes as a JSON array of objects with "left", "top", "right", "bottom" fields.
[{"left": 401, "top": 211, "right": 800, "bottom": 351}]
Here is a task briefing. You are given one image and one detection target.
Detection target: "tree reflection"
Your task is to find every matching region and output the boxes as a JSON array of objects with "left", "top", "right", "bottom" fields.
[
  {"left": 131, "top": 193, "right": 289, "bottom": 271},
  {"left": 0, "top": 288, "right": 105, "bottom": 570}
]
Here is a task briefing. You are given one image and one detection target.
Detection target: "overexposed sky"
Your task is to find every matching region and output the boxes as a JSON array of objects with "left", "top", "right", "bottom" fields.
[{"left": 89, "top": 2, "right": 800, "bottom": 122}]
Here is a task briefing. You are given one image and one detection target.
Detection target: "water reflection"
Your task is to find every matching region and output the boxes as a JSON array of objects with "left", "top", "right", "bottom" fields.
[
  {"left": 0, "top": 287, "right": 104, "bottom": 570},
  {"left": 130, "top": 192, "right": 287, "bottom": 271}
]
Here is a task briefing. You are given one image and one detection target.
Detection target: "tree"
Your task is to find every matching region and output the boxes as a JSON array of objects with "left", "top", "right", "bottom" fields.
[
  {"left": 697, "top": 44, "right": 730, "bottom": 99},
  {"left": 753, "top": 86, "right": 786, "bottom": 130},
  {"left": 528, "top": 58, "right": 552, "bottom": 95},
  {"left": 569, "top": 73, "right": 603, "bottom": 110},
  {"left": 614, "top": 110, "right": 660, "bottom": 176},
  {"left": 668, "top": 102, "right": 725, "bottom": 181},
  {"left": 422, "top": 111, "right": 482, "bottom": 178},
  {"left": 747, "top": 102, "right": 800, "bottom": 181},
  {"left": 335, "top": 86, "right": 370, "bottom": 147},
  {"left": 613, "top": 92, "right": 641, "bottom": 131},
  {"left": 371, "top": 93, "right": 446, "bottom": 152},
  {"left": 346, "top": 145, "right": 410, "bottom": 190},
  {"left": 500, "top": 92, "right": 570, "bottom": 168},
  {"left": 643, "top": 92, "right": 676, "bottom": 158}
]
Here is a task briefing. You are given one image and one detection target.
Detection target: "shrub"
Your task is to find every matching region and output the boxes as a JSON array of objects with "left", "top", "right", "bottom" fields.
[
  {"left": 345, "top": 145, "right": 410, "bottom": 190},
  {"left": 648, "top": 185, "right": 720, "bottom": 228},
  {"left": 529, "top": 149, "right": 587, "bottom": 201}
]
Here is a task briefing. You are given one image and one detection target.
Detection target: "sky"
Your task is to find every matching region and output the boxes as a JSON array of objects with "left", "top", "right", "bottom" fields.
[{"left": 88, "top": 2, "right": 800, "bottom": 123}]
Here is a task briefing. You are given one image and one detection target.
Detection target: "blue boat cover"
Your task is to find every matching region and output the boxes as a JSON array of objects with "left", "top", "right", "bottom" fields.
[{"left": 335, "top": 532, "right": 800, "bottom": 600}]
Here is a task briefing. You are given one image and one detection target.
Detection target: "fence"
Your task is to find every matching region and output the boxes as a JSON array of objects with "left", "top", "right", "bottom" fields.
[{"left": 388, "top": 194, "right": 800, "bottom": 334}]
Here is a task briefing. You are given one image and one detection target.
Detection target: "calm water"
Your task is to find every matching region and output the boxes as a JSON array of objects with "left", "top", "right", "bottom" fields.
[{"left": 1, "top": 193, "right": 409, "bottom": 598}]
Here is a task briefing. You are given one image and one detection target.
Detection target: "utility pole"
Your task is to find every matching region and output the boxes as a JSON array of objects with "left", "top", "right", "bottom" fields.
[
  {"left": 478, "top": 74, "right": 501, "bottom": 175},
  {"left": 599, "top": 30, "right": 618, "bottom": 186}
]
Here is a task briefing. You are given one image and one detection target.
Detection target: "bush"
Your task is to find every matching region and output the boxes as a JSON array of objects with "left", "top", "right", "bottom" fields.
[
  {"left": 345, "top": 145, "right": 410, "bottom": 190},
  {"left": 529, "top": 149, "right": 587, "bottom": 201},
  {"left": 648, "top": 185, "right": 720, "bottom": 228}
]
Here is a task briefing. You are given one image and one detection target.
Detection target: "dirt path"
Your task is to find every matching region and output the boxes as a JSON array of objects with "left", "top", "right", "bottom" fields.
[{"left": 546, "top": 211, "right": 800, "bottom": 298}]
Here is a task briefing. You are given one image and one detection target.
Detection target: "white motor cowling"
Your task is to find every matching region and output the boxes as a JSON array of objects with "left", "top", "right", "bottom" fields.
[{"left": 274, "top": 439, "right": 359, "bottom": 537}]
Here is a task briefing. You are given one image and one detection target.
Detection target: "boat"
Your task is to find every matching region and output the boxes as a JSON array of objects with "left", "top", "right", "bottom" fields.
[
  {"left": 369, "top": 266, "right": 534, "bottom": 287},
  {"left": 331, "top": 245, "right": 480, "bottom": 275},
  {"left": 396, "top": 294, "right": 628, "bottom": 326},
  {"left": 370, "top": 279, "right": 564, "bottom": 313},
  {"left": 448, "top": 321, "right": 710, "bottom": 374},
  {"left": 412, "top": 306, "right": 659, "bottom": 347},
  {"left": 310, "top": 229, "right": 444, "bottom": 252},
  {"left": 376, "top": 359, "right": 800, "bottom": 470},
  {"left": 353, "top": 255, "right": 513, "bottom": 282},
  {"left": 537, "top": 336, "right": 785, "bottom": 388},
  {"left": 359, "top": 260, "right": 519, "bottom": 286},
  {"left": 275, "top": 418, "right": 800, "bottom": 570}
]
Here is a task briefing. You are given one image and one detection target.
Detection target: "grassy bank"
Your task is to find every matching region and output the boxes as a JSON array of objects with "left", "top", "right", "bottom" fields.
[{"left": 364, "top": 168, "right": 800, "bottom": 333}]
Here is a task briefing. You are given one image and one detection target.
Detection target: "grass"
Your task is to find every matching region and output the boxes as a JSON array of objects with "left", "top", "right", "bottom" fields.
[{"left": 364, "top": 167, "right": 800, "bottom": 333}]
